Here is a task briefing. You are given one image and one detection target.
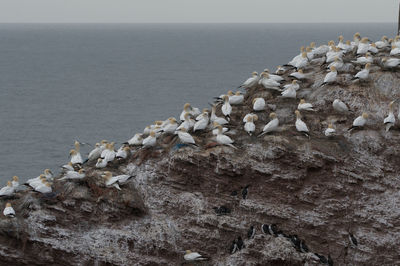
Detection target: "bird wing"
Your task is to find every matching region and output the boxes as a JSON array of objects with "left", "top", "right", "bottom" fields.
[{"left": 296, "top": 119, "right": 309, "bottom": 132}]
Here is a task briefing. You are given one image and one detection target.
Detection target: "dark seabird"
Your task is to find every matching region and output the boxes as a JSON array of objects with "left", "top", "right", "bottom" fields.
[
  {"left": 247, "top": 225, "right": 255, "bottom": 239},
  {"left": 268, "top": 224, "right": 278, "bottom": 236},
  {"left": 242, "top": 185, "right": 250, "bottom": 199},
  {"left": 237, "top": 236, "right": 245, "bottom": 250},
  {"left": 315, "top": 253, "right": 328, "bottom": 264},
  {"left": 261, "top": 224, "right": 268, "bottom": 234},
  {"left": 289, "top": 235, "right": 300, "bottom": 249},
  {"left": 349, "top": 233, "right": 358, "bottom": 248},
  {"left": 299, "top": 240, "right": 309, "bottom": 253},
  {"left": 229, "top": 239, "right": 238, "bottom": 254}
]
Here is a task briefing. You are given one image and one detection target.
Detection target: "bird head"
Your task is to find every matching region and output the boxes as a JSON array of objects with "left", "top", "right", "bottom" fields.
[
  {"left": 299, "top": 99, "right": 306, "bottom": 104},
  {"left": 252, "top": 114, "right": 258, "bottom": 121},
  {"left": 12, "top": 176, "right": 19, "bottom": 181},
  {"left": 69, "top": 149, "right": 77, "bottom": 156},
  {"left": 310, "top": 42, "right": 315, "bottom": 48},
  {"left": 5, "top": 203, "right": 11, "bottom": 208},
  {"left": 251, "top": 71, "right": 258, "bottom": 76},
  {"left": 298, "top": 69, "right": 303, "bottom": 74},
  {"left": 328, "top": 123, "right": 334, "bottom": 129},
  {"left": 362, "top": 113, "right": 368, "bottom": 119},
  {"left": 227, "top": 90, "right": 234, "bottom": 96},
  {"left": 149, "top": 131, "right": 156, "bottom": 137},
  {"left": 269, "top": 112, "right": 277, "bottom": 119},
  {"left": 78, "top": 169, "right": 85, "bottom": 174},
  {"left": 7, "top": 181, "right": 12, "bottom": 187}
]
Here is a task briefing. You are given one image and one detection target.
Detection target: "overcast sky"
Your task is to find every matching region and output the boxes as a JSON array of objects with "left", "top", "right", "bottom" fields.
[{"left": 0, "top": 0, "right": 398, "bottom": 23}]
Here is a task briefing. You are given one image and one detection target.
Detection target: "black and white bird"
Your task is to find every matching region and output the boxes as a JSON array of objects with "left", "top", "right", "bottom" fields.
[
  {"left": 384, "top": 101, "right": 395, "bottom": 131},
  {"left": 184, "top": 250, "right": 209, "bottom": 261},
  {"left": 247, "top": 225, "right": 255, "bottom": 239},
  {"left": 242, "top": 185, "right": 250, "bottom": 199},
  {"left": 268, "top": 224, "right": 279, "bottom": 236},
  {"left": 349, "top": 233, "right": 358, "bottom": 248},
  {"left": 229, "top": 239, "right": 238, "bottom": 254},
  {"left": 348, "top": 113, "right": 368, "bottom": 131},
  {"left": 261, "top": 224, "right": 269, "bottom": 235}
]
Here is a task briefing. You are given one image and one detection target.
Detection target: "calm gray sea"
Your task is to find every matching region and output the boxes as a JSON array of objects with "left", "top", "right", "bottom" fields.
[{"left": 0, "top": 23, "right": 395, "bottom": 182}]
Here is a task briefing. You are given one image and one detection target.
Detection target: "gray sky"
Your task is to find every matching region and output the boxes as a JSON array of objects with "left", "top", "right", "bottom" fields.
[{"left": 0, "top": 0, "right": 398, "bottom": 23}]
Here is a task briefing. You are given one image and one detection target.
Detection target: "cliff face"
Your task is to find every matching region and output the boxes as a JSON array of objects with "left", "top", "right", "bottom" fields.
[{"left": 1, "top": 51, "right": 400, "bottom": 265}]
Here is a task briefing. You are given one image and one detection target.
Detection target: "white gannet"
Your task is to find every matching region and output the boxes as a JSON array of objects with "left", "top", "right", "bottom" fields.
[
  {"left": 289, "top": 69, "right": 306, "bottom": 80},
  {"left": 193, "top": 110, "right": 209, "bottom": 132},
  {"left": 88, "top": 143, "right": 102, "bottom": 161},
  {"left": 62, "top": 162, "right": 75, "bottom": 172},
  {"left": 353, "top": 63, "right": 371, "bottom": 81},
  {"left": 352, "top": 52, "right": 373, "bottom": 65},
  {"left": 210, "top": 105, "right": 229, "bottom": 125},
  {"left": 368, "top": 43, "right": 378, "bottom": 54},
  {"left": 11, "top": 176, "right": 19, "bottom": 188},
  {"left": 351, "top": 32, "right": 361, "bottom": 49},
  {"left": 229, "top": 91, "right": 244, "bottom": 105},
  {"left": 384, "top": 101, "right": 395, "bottom": 132},
  {"left": 3, "top": 203, "right": 15, "bottom": 217},
  {"left": 162, "top": 118, "right": 179, "bottom": 133},
  {"left": 327, "top": 57, "right": 344, "bottom": 71},
  {"left": 143, "top": 126, "right": 151, "bottom": 135},
  {"left": 298, "top": 99, "right": 315, "bottom": 111},
  {"left": 244, "top": 114, "right": 257, "bottom": 135},
  {"left": 0, "top": 181, "right": 14, "bottom": 197},
  {"left": 288, "top": 46, "right": 305, "bottom": 66},
  {"left": 59, "top": 169, "right": 86, "bottom": 181},
  {"left": 101, "top": 143, "right": 116, "bottom": 163},
  {"left": 259, "top": 72, "right": 282, "bottom": 91},
  {"left": 102, "top": 171, "right": 133, "bottom": 190},
  {"left": 393, "top": 35, "right": 400, "bottom": 47},
  {"left": 142, "top": 131, "right": 157, "bottom": 148},
  {"left": 312, "top": 42, "right": 329, "bottom": 56},
  {"left": 212, "top": 122, "right": 228, "bottom": 135},
  {"left": 179, "top": 103, "right": 199, "bottom": 121},
  {"left": 96, "top": 158, "right": 107, "bottom": 168},
  {"left": 306, "top": 46, "right": 314, "bottom": 60},
  {"left": 390, "top": 45, "right": 400, "bottom": 56},
  {"left": 375, "top": 36, "right": 389, "bottom": 49},
  {"left": 252, "top": 98, "right": 265, "bottom": 111},
  {"left": 177, "top": 113, "right": 195, "bottom": 131},
  {"left": 357, "top": 38, "right": 370, "bottom": 54},
  {"left": 215, "top": 125, "right": 237, "bottom": 149},
  {"left": 322, "top": 66, "right": 337, "bottom": 85},
  {"left": 177, "top": 128, "right": 197, "bottom": 146},
  {"left": 116, "top": 146, "right": 131, "bottom": 160},
  {"left": 34, "top": 180, "right": 52, "bottom": 194},
  {"left": 324, "top": 123, "right": 336, "bottom": 137},
  {"left": 283, "top": 80, "right": 300, "bottom": 91},
  {"left": 326, "top": 47, "right": 343, "bottom": 63},
  {"left": 70, "top": 149, "right": 83, "bottom": 165},
  {"left": 349, "top": 113, "right": 368, "bottom": 131},
  {"left": 44, "top": 169, "right": 53, "bottom": 180},
  {"left": 294, "top": 52, "right": 309, "bottom": 69},
  {"left": 74, "top": 140, "right": 81, "bottom": 153},
  {"left": 295, "top": 110, "right": 310, "bottom": 137},
  {"left": 337, "top": 36, "right": 346, "bottom": 50},
  {"left": 184, "top": 250, "right": 209, "bottom": 261},
  {"left": 221, "top": 95, "right": 232, "bottom": 119},
  {"left": 342, "top": 40, "right": 353, "bottom": 53},
  {"left": 258, "top": 112, "right": 279, "bottom": 136},
  {"left": 239, "top": 71, "right": 259, "bottom": 89},
  {"left": 263, "top": 69, "right": 284, "bottom": 82},
  {"left": 127, "top": 133, "right": 143, "bottom": 146},
  {"left": 333, "top": 99, "right": 349, "bottom": 113},
  {"left": 275, "top": 65, "right": 287, "bottom": 75},
  {"left": 381, "top": 57, "right": 400, "bottom": 69},
  {"left": 27, "top": 174, "right": 46, "bottom": 189},
  {"left": 281, "top": 86, "right": 296, "bottom": 99}
]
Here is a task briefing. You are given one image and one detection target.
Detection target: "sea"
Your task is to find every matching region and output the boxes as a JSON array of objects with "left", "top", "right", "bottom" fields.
[{"left": 0, "top": 23, "right": 395, "bottom": 182}]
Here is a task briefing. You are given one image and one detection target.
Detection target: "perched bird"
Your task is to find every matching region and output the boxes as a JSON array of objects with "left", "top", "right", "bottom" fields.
[
  {"left": 381, "top": 57, "right": 400, "bottom": 69},
  {"left": 352, "top": 52, "right": 373, "bottom": 65},
  {"left": 162, "top": 118, "right": 179, "bottom": 133},
  {"left": 59, "top": 169, "right": 86, "bottom": 181},
  {"left": 263, "top": 68, "right": 285, "bottom": 82},
  {"left": 0, "top": 181, "right": 14, "bottom": 197},
  {"left": 96, "top": 158, "right": 107, "bottom": 168},
  {"left": 184, "top": 250, "right": 209, "bottom": 261},
  {"left": 332, "top": 99, "right": 349, "bottom": 113},
  {"left": 328, "top": 57, "right": 344, "bottom": 71},
  {"left": 283, "top": 80, "right": 300, "bottom": 91},
  {"left": 101, "top": 143, "right": 116, "bottom": 163},
  {"left": 193, "top": 111, "right": 209, "bottom": 132},
  {"left": 244, "top": 114, "right": 257, "bottom": 136},
  {"left": 242, "top": 185, "right": 249, "bottom": 199},
  {"left": 210, "top": 105, "right": 229, "bottom": 125},
  {"left": 212, "top": 122, "right": 228, "bottom": 136},
  {"left": 275, "top": 65, "right": 287, "bottom": 75},
  {"left": 61, "top": 162, "right": 75, "bottom": 171},
  {"left": 322, "top": 66, "right": 337, "bottom": 85},
  {"left": 215, "top": 125, "right": 237, "bottom": 149},
  {"left": 258, "top": 112, "right": 279, "bottom": 136},
  {"left": 177, "top": 128, "right": 197, "bottom": 146},
  {"left": 179, "top": 103, "right": 200, "bottom": 121},
  {"left": 34, "top": 181, "right": 52, "bottom": 194},
  {"left": 288, "top": 46, "right": 305, "bottom": 67},
  {"left": 230, "top": 239, "right": 238, "bottom": 254},
  {"left": 221, "top": 95, "right": 232, "bottom": 119},
  {"left": 384, "top": 101, "right": 395, "bottom": 131},
  {"left": 259, "top": 72, "right": 282, "bottom": 91},
  {"left": 375, "top": 36, "right": 389, "bottom": 49},
  {"left": 69, "top": 149, "right": 83, "bottom": 165},
  {"left": 368, "top": 43, "right": 378, "bottom": 54},
  {"left": 390, "top": 45, "right": 400, "bottom": 56},
  {"left": 349, "top": 233, "right": 358, "bottom": 248},
  {"left": 353, "top": 63, "right": 371, "bottom": 81},
  {"left": 177, "top": 113, "right": 195, "bottom": 131},
  {"left": 294, "top": 52, "right": 309, "bottom": 69},
  {"left": 324, "top": 123, "right": 336, "bottom": 137},
  {"left": 3, "top": 203, "right": 15, "bottom": 217},
  {"left": 142, "top": 131, "right": 157, "bottom": 148},
  {"left": 127, "top": 133, "right": 143, "bottom": 146},
  {"left": 102, "top": 171, "right": 133, "bottom": 190},
  {"left": 252, "top": 97, "right": 265, "bottom": 111},
  {"left": 26, "top": 174, "right": 46, "bottom": 189},
  {"left": 349, "top": 113, "right": 368, "bottom": 131},
  {"left": 295, "top": 110, "right": 310, "bottom": 137},
  {"left": 116, "top": 146, "right": 131, "bottom": 160},
  {"left": 11, "top": 176, "right": 19, "bottom": 188},
  {"left": 239, "top": 71, "right": 259, "bottom": 89},
  {"left": 281, "top": 86, "right": 296, "bottom": 98},
  {"left": 298, "top": 99, "right": 315, "bottom": 111},
  {"left": 44, "top": 169, "right": 53, "bottom": 180},
  {"left": 357, "top": 37, "right": 370, "bottom": 54},
  {"left": 289, "top": 69, "right": 306, "bottom": 80},
  {"left": 229, "top": 91, "right": 244, "bottom": 105},
  {"left": 247, "top": 225, "right": 255, "bottom": 239}
]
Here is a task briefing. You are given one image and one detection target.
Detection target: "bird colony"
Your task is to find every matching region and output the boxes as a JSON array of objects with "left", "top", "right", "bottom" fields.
[{"left": 1, "top": 32, "right": 398, "bottom": 264}]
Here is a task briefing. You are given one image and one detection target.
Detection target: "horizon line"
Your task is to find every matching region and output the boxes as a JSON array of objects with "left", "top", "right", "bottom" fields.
[{"left": 0, "top": 21, "right": 395, "bottom": 24}]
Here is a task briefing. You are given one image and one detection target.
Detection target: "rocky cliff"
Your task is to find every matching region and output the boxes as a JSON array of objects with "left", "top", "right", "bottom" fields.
[{"left": 1, "top": 42, "right": 400, "bottom": 265}]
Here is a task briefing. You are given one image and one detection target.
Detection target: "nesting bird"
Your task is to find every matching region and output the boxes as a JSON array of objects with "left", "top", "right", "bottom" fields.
[
  {"left": 244, "top": 114, "right": 257, "bottom": 136},
  {"left": 0, "top": 181, "right": 14, "bottom": 197},
  {"left": 239, "top": 71, "right": 259, "bottom": 89},
  {"left": 295, "top": 110, "right": 310, "bottom": 137},
  {"left": 252, "top": 97, "right": 265, "bottom": 111},
  {"left": 298, "top": 99, "right": 314, "bottom": 111},
  {"left": 349, "top": 113, "right": 368, "bottom": 131},
  {"left": 184, "top": 250, "right": 209, "bottom": 261},
  {"left": 259, "top": 112, "right": 279, "bottom": 136},
  {"left": 3, "top": 203, "right": 15, "bottom": 217},
  {"left": 324, "top": 123, "right": 336, "bottom": 137},
  {"left": 332, "top": 99, "right": 349, "bottom": 113},
  {"left": 322, "top": 66, "right": 337, "bottom": 85}
]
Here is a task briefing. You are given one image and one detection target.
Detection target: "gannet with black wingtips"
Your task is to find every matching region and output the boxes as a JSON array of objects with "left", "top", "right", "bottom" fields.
[
  {"left": 322, "top": 66, "right": 337, "bottom": 85},
  {"left": 0, "top": 181, "right": 14, "bottom": 197},
  {"left": 162, "top": 118, "right": 179, "bottom": 133},
  {"left": 381, "top": 57, "right": 400, "bottom": 69},
  {"left": 127, "top": 133, "right": 143, "bottom": 146},
  {"left": 244, "top": 114, "right": 257, "bottom": 136},
  {"left": 34, "top": 180, "right": 52, "bottom": 194},
  {"left": 281, "top": 86, "right": 296, "bottom": 98},
  {"left": 210, "top": 105, "right": 229, "bottom": 125},
  {"left": 177, "top": 128, "right": 197, "bottom": 146},
  {"left": 116, "top": 146, "right": 131, "bottom": 160},
  {"left": 390, "top": 44, "right": 400, "bottom": 56},
  {"left": 59, "top": 169, "right": 86, "bottom": 181},
  {"left": 3, "top": 203, "right": 15, "bottom": 217},
  {"left": 275, "top": 65, "right": 287, "bottom": 75},
  {"left": 384, "top": 101, "right": 395, "bottom": 132},
  {"left": 11, "top": 176, "right": 19, "bottom": 188},
  {"left": 102, "top": 171, "right": 133, "bottom": 190},
  {"left": 325, "top": 123, "right": 336, "bottom": 137},
  {"left": 295, "top": 110, "right": 310, "bottom": 137},
  {"left": 353, "top": 63, "right": 371, "bottom": 81},
  {"left": 221, "top": 95, "right": 232, "bottom": 119},
  {"left": 26, "top": 174, "right": 46, "bottom": 189},
  {"left": 193, "top": 110, "right": 209, "bottom": 132},
  {"left": 101, "top": 143, "right": 116, "bottom": 163},
  {"left": 259, "top": 72, "right": 282, "bottom": 91},
  {"left": 333, "top": 99, "right": 349, "bottom": 113},
  {"left": 289, "top": 69, "right": 306, "bottom": 80},
  {"left": 184, "top": 250, "right": 209, "bottom": 261},
  {"left": 179, "top": 103, "right": 193, "bottom": 121},
  {"left": 352, "top": 52, "right": 373, "bottom": 65},
  {"left": 375, "top": 36, "right": 389, "bottom": 49},
  {"left": 311, "top": 42, "right": 329, "bottom": 56},
  {"left": 263, "top": 69, "right": 284, "bottom": 82},
  {"left": 288, "top": 46, "right": 305, "bottom": 67},
  {"left": 96, "top": 158, "right": 107, "bottom": 168},
  {"left": 368, "top": 43, "right": 378, "bottom": 54},
  {"left": 177, "top": 113, "right": 195, "bottom": 131},
  {"left": 328, "top": 57, "right": 344, "bottom": 71},
  {"left": 229, "top": 91, "right": 244, "bottom": 105},
  {"left": 212, "top": 122, "right": 228, "bottom": 136},
  {"left": 62, "top": 162, "right": 75, "bottom": 172},
  {"left": 298, "top": 99, "right": 315, "bottom": 111},
  {"left": 283, "top": 80, "right": 300, "bottom": 91},
  {"left": 357, "top": 37, "right": 370, "bottom": 54},
  {"left": 294, "top": 52, "right": 309, "bottom": 69},
  {"left": 142, "top": 131, "right": 157, "bottom": 148},
  {"left": 349, "top": 113, "right": 368, "bottom": 131},
  {"left": 252, "top": 98, "right": 265, "bottom": 111},
  {"left": 69, "top": 149, "right": 83, "bottom": 165},
  {"left": 215, "top": 125, "right": 237, "bottom": 149},
  {"left": 258, "top": 112, "right": 279, "bottom": 137},
  {"left": 88, "top": 143, "right": 102, "bottom": 161},
  {"left": 239, "top": 71, "right": 259, "bottom": 89}
]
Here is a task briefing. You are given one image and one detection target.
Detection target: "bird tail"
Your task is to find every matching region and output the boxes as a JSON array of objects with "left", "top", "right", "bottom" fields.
[
  {"left": 348, "top": 126, "right": 356, "bottom": 131},
  {"left": 228, "top": 144, "right": 238, "bottom": 149},
  {"left": 82, "top": 158, "right": 89, "bottom": 165},
  {"left": 257, "top": 131, "right": 267, "bottom": 137}
]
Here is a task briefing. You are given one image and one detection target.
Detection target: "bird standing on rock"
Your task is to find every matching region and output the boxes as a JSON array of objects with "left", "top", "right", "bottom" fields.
[
  {"left": 384, "top": 101, "right": 395, "bottom": 132},
  {"left": 295, "top": 110, "right": 310, "bottom": 138},
  {"left": 242, "top": 185, "right": 249, "bottom": 199},
  {"left": 184, "top": 250, "right": 209, "bottom": 261},
  {"left": 332, "top": 99, "right": 349, "bottom": 113},
  {"left": 259, "top": 112, "right": 279, "bottom": 136},
  {"left": 348, "top": 113, "right": 368, "bottom": 131},
  {"left": 3, "top": 203, "right": 15, "bottom": 217}
]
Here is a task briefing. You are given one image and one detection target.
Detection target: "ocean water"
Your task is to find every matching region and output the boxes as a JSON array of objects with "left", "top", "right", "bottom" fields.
[{"left": 0, "top": 23, "right": 395, "bottom": 182}]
